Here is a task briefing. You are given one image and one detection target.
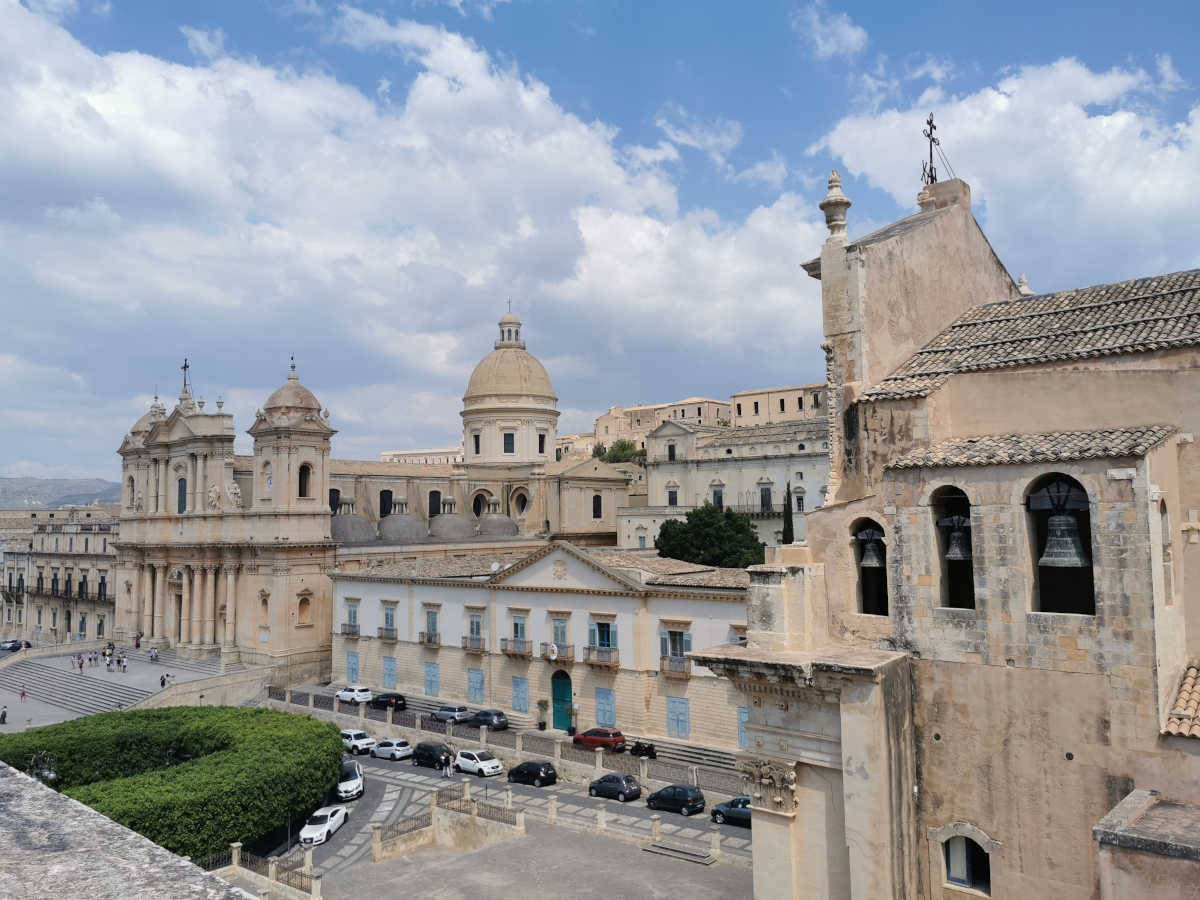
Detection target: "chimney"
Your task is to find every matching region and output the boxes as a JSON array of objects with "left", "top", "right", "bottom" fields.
[{"left": 917, "top": 178, "right": 971, "bottom": 212}]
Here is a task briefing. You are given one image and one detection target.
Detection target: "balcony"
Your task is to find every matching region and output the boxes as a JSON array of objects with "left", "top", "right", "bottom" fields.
[
  {"left": 340, "top": 623, "right": 360, "bottom": 638},
  {"left": 660, "top": 655, "right": 692, "bottom": 678},
  {"left": 377, "top": 626, "right": 398, "bottom": 641},
  {"left": 722, "top": 504, "right": 778, "bottom": 520},
  {"left": 540, "top": 642, "right": 575, "bottom": 663},
  {"left": 583, "top": 645, "right": 619, "bottom": 667},
  {"left": 501, "top": 638, "right": 533, "bottom": 658},
  {"left": 419, "top": 631, "right": 440, "bottom": 647},
  {"left": 461, "top": 635, "right": 487, "bottom": 654}
]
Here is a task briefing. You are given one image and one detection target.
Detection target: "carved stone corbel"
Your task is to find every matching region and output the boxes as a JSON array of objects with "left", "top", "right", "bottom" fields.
[{"left": 738, "top": 757, "right": 800, "bottom": 812}]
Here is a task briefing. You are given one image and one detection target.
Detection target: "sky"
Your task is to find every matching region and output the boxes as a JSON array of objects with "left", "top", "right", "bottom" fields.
[{"left": 1, "top": 0, "right": 1198, "bottom": 480}]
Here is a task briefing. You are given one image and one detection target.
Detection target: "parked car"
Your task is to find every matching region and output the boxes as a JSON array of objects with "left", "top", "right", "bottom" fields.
[
  {"left": 367, "top": 692, "right": 407, "bottom": 711},
  {"left": 336, "top": 760, "right": 364, "bottom": 800},
  {"left": 412, "top": 741, "right": 453, "bottom": 770},
  {"left": 299, "top": 805, "right": 347, "bottom": 845},
  {"left": 646, "top": 784, "right": 705, "bottom": 817},
  {"left": 588, "top": 773, "right": 641, "bottom": 802},
  {"left": 629, "top": 740, "right": 657, "bottom": 759},
  {"left": 432, "top": 704, "right": 471, "bottom": 723},
  {"left": 507, "top": 761, "right": 557, "bottom": 788},
  {"left": 370, "top": 739, "right": 412, "bottom": 761},
  {"left": 340, "top": 729, "right": 377, "bottom": 755},
  {"left": 466, "top": 709, "right": 509, "bottom": 730},
  {"left": 0, "top": 639, "right": 31, "bottom": 652},
  {"left": 454, "top": 749, "right": 503, "bottom": 777},
  {"left": 335, "top": 685, "right": 372, "bottom": 703},
  {"left": 573, "top": 727, "right": 626, "bottom": 751},
  {"left": 711, "top": 796, "right": 752, "bottom": 827}
]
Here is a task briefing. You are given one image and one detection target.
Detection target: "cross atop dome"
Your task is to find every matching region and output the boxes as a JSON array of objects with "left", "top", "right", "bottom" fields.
[{"left": 495, "top": 305, "right": 525, "bottom": 349}]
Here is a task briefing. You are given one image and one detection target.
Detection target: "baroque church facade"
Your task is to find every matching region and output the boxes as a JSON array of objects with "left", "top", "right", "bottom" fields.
[{"left": 111, "top": 311, "right": 631, "bottom": 673}]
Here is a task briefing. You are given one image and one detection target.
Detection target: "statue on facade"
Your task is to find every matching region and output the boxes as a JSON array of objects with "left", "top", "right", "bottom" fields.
[
  {"left": 207, "top": 484, "right": 221, "bottom": 511},
  {"left": 135, "top": 491, "right": 144, "bottom": 512},
  {"left": 226, "top": 482, "right": 242, "bottom": 509}
]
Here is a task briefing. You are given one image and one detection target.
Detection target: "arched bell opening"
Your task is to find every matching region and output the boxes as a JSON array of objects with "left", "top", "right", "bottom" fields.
[
  {"left": 851, "top": 517, "right": 888, "bottom": 616},
  {"left": 933, "top": 486, "right": 975, "bottom": 609},
  {"left": 1026, "top": 473, "right": 1094, "bottom": 615}
]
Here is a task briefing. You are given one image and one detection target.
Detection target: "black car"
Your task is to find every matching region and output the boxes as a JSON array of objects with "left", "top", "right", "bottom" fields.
[
  {"left": 588, "top": 773, "right": 641, "bottom": 802},
  {"left": 0, "top": 639, "right": 31, "bottom": 652},
  {"left": 367, "top": 692, "right": 407, "bottom": 711},
  {"left": 711, "top": 796, "right": 751, "bottom": 827},
  {"left": 466, "top": 709, "right": 509, "bottom": 730},
  {"left": 646, "top": 784, "right": 705, "bottom": 816},
  {"left": 507, "top": 761, "right": 557, "bottom": 787},
  {"left": 412, "top": 741, "right": 453, "bottom": 770}
]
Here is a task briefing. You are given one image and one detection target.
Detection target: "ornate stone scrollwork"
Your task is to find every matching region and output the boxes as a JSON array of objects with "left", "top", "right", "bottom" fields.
[{"left": 738, "top": 757, "right": 800, "bottom": 812}]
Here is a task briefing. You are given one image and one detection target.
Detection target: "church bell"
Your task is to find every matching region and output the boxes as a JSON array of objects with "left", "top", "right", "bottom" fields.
[
  {"left": 939, "top": 515, "right": 972, "bottom": 562},
  {"left": 1038, "top": 513, "right": 1089, "bottom": 568},
  {"left": 857, "top": 529, "right": 885, "bottom": 568}
]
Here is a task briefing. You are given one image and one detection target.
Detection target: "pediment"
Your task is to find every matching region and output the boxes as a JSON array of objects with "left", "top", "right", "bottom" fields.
[
  {"left": 489, "top": 544, "right": 640, "bottom": 593},
  {"left": 145, "top": 409, "right": 197, "bottom": 445},
  {"left": 649, "top": 421, "right": 692, "bottom": 438}
]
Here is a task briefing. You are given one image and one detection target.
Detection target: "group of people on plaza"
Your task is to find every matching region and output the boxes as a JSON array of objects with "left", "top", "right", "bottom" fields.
[{"left": 70, "top": 644, "right": 131, "bottom": 674}]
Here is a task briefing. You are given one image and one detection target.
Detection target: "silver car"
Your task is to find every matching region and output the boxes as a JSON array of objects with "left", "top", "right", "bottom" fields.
[
  {"left": 432, "top": 704, "right": 471, "bottom": 723},
  {"left": 370, "top": 739, "right": 413, "bottom": 760}
]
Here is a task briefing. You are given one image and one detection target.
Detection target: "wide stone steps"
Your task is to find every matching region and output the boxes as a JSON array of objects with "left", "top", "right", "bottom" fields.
[
  {"left": 629, "top": 735, "right": 737, "bottom": 773},
  {"left": 0, "top": 660, "right": 151, "bottom": 716},
  {"left": 120, "top": 648, "right": 248, "bottom": 675},
  {"left": 642, "top": 842, "right": 717, "bottom": 865}
]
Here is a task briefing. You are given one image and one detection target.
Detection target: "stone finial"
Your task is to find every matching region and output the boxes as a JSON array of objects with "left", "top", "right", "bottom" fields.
[
  {"left": 1017, "top": 274, "right": 1035, "bottom": 297},
  {"left": 216, "top": 396, "right": 224, "bottom": 410},
  {"left": 819, "top": 170, "right": 851, "bottom": 241}
]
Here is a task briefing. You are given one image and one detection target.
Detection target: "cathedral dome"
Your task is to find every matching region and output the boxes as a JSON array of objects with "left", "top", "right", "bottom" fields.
[
  {"left": 429, "top": 513, "right": 477, "bottom": 541},
  {"left": 130, "top": 396, "right": 167, "bottom": 436},
  {"left": 379, "top": 514, "right": 429, "bottom": 543},
  {"left": 463, "top": 311, "right": 556, "bottom": 402},
  {"left": 477, "top": 512, "right": 519, "bottom": 537},
  {"left": 264, "top": 360, "right": 322, "bottom": 414},
  {"left": 331, "top": 514, "right": 378, "bottom": 544}
]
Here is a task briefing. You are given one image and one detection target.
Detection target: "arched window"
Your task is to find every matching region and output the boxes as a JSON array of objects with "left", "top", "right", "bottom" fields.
[
  {"left": 1027, "top": 474, "right": 1094, "bottom": 614},
  {"left": 473, "top": 494, "right": 486, "bottom": 517},
  {"left": 329, "top": 488, "right": 341, "bottom": 514},
  {"left": 177, "top": 477, "right": 187, "bottom": 514},
  {"left": 852, "top": 518, "right": 888, "bottom": 616},
  {"left": 944, "top": 835, "right": 990, "bottom": 893},
  {"left": 933, "top": 487, "right": 975, "bottom": 609},
  {"left": 298, "top": 596, "right": 311, "bottom": 624},
  {"left": 379, "top": 489, "right": 393, "bottom": 518},
  {"left": 262, "top": 462, "right": 273, "bottom": 496},
  {"left": 428, "top": 490, "right": 442, "bottom": 517},
  {"left": 126, "top": 476, "right": 135, "bottom": 508},
  {"left": 592, "top": 494, "right": 603, "bottom": 519},
  {"left": 298, "top": 464, "right": 312, "bottom": 498},
  {"left": 513, "top": 492, "right": 528, "bottom": 517}
]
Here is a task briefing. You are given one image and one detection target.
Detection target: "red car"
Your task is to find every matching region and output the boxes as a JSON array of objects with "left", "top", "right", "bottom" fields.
[{"left": 573, "top": 727, "right": 626, "bottom": 751}]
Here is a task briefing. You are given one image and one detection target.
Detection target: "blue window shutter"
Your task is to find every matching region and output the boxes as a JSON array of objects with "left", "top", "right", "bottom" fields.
[
  {"left": 588, "top": 622, "right": 597, "bottom": 646},
  {"left": 659, "top": 631, "right": 668, "bottom": 657},
  {"left": 610, "top": 626, "right": 617, "bottom": 648},
  {"left": 683, "top": 632, "right": 692, "bottom": 653}
]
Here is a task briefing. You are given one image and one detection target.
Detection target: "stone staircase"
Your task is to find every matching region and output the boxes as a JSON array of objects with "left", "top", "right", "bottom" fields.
[
  {"left": 0, "top": 660, "right": 150, "bottom": 716},
  {"left": 119, "top": 647, "right": 249, "bottom": 676},
  {"left": 627, "top": 735, "right": 737, "bottom": 773}
]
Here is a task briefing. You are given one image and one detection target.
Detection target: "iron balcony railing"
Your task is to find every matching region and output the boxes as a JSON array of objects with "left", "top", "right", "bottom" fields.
[
  {"left": 660, "top": 655, "right": 692, "bottom": 678},
  {"left": 377, "top": 626, "right": 398, "bottom": 641},
  {"left": 722, "top": 503, "right": 777, "bottom": 518},
  {"left": 341, "top": 622, "right": 360, "bottom": 637},
  {"left": 583, "top": 645, "right": 619, "bottom": 667},
  {"left": 419, "top": 631, "right": 440, "bottom": 646},
  {"left": 540, "top": 642, "right": 574, "bottom": 662},
  {"left": 500, "top": 638, "right": 532, "bottom": 657},
  {"left": 461, "top": 634, "right": 486, "bottom": 653}
]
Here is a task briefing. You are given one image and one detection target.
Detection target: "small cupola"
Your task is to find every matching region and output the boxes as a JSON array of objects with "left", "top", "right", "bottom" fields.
[{"left": 496, "top": 303, "right": 525, "bottom": 349}]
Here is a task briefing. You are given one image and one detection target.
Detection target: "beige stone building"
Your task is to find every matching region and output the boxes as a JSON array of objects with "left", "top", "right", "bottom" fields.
[
  {"left": 379, "top": 446, "right": 463, "bottom": 465},
  {"left": 1, "top": 505, "right": 119, "bottom": 644},
  {"left": 692, "top": 173, "right": 1200, "bottom": 898},
  {"left": 730, "top": 383, "right": 827, "bottom": 428},
  {"left": 331, "top": 541, "right": 750, "bottom": 747},
  {"left": 553, "top": 431, "right": 596, "bottom": 462},
  {"left": 111, "top": 310, "right": 630, "bottom": 674},
  {"left": 594, "top": 397, "right": 732, "bottom": 451}
]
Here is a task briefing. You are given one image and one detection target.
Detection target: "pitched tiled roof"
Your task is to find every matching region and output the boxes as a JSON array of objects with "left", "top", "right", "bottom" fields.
[
  {"left": 1164, "top": 662, "right": 1200, "bottom": 739},
  {"left": 587, "top": 550, "right": 713, "bottom": 575},
  {"left": 646, "top": 568, "right": 750, "bottom": 589},
  {"left": 697, "top": 421, "right": 828, "bottom": 449},
  {"left": 337, "top": 550, "right": 534, "bottom": 580},
  {"left": 886, "top": 426, "right": 1175, "bottom": 470},
  {"left": 865, "top": 268, "right": 1200, "bottom": 400}
]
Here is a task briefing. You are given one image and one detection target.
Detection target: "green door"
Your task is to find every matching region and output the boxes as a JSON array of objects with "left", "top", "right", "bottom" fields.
[{"left": 551, "top": 671, "right": 572, "bottom": 730}]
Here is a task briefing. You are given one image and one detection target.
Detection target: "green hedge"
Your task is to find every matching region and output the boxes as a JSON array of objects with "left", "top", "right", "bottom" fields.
[{"left": 0, "top": 707, "right": 343, "bottom": 859}]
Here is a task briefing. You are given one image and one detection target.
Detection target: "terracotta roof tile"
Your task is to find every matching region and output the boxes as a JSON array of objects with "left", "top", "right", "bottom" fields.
[
  {"left": 1163, "top": 663, "right": 1200, "bottom": 739},
  {"left": 865, "top": 268, "right": 1200, "bottom": 400},
  {"left": 886, "top": 426, "right": 1175, "bottom": 470}
]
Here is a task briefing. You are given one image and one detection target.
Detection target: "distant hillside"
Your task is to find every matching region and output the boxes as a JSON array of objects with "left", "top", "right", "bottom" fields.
[{"left": 0, "top": 477, "right": 122, "bottom": 509}]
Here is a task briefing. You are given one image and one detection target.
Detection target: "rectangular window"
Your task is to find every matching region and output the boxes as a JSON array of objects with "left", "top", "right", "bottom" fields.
[
  {"left": 779, "top": 398, "right": 785, "bottom": 412},
  {"left": 425, "top": 609, "right": 438, "bottom": 638},
  {"left": 467, "top": 668, "right": 484, "bottom": 703},
  {"left": 538, "top": 434, "right": 546, "bottom": 454},
  {"left": 346, "top": 603, "right": 358, "bottom": 626},
  {"left": 97, "top": 616, "right": 104, "bottom": 638},
  {"left": 595, "top": 688, "right": 616, "bottom": 727},
  {"left": 638, "top": 535, "right": 646, "bottom": 548},
  {"left": 51, "top": 610, "right": 57, "bottom": 629},
  {"left": 512, "top": 676, "right": 529, "bottom": 713},
  {"left": 712, "top": 488, "right": 723, "bottom": 509},
  {"left": 659, "top": 629, "right": 692, "bottom": 657},
  {"left": 424, "top": 661, "right": 439, "bottom": 697},
  {"left": 736, "top": 403, "right": 742, "bottom": 416},
  {"left": 738, "top": 707, "right": 749, "bottom": 748},
  {"left": 696, "top": 407, "right": 701, "bottom": 417},
  {"left": 384, "top": 606, "right": 395, "bottom": 630},
  {"left": 552, "top": 619, "right": 568, "bottom": 646},
  {"left": 345, "top": 650, "right": 359, "bottom": 682},
  {"left": 753, "top": 401, "right": 759, "bottom": 415},
  {"left": 591, "top": 621, "right": 615, "bottom": 648},
  {"left": 667, "top": 444, "right": 675, "bottom": 461},
  {"left": 382, "top": 656, "right": 397, "bottom": 690},
  {"left": 473, "top": 433, "right": 480, "bottom": 455},
  {"left": 469, "top": 612, "right": 482, "bottom": 639},
  {"left": 36, "top": 608, "right": 42, "bottom": 626},
  {"left": 503, "top": 433, "right": 515, "bottom": 454},
  {"left": 812, "top": 393, "right": 820, "bottom": 408},
  {"left": 512, "top": 615, "right": 526, "bottom": 641},
  {"left": 797, "top": 396, "right": 803, "bottom": 410},
  {"left": 667, "top": 489, "right": 678, "bottom": 507},
  {"left": 760, "top": 486, "right": 772, "bottom": 512},
  {"left": 796, "top": 495, "right": 805, "bottom": 512}
]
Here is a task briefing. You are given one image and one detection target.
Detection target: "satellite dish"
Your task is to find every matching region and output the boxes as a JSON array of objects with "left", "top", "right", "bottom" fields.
[
  {"left": 548, "top": 643, "right": 559, "bottom": 661},
  {"left": 490, "top": 562, "right": 500, "bottom": 572}
]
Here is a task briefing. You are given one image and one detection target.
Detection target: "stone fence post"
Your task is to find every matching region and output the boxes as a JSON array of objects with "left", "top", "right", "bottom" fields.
[
  {"left": 516, "top": 810, "right": 526, "bottom": 835},
  {"left": 230, "top": 842, "right": 242, "bottom": 868},
  {"left": 358, "top": 702, "right": 365, "bottom": 721},
  {"left": 650, "top": 814, "right": 662, "bottom": 841},
  {"left": 709, "top": 826, "right": 722, "bottom": 860},
  {"left": 284, "top": 688, "right": 292, "bottom": 704},
  {"left": 553, "top": 740, "right": 562, "bottom": 762},
  {"left": 594, "top": 747, "right": 604, "bottom": 774},
  {"left": 504, "top": 787, "right": 514, "bottom": 810},
  {"left": 639, "top": 758, "right": 649, "bottom": 782},
  {"left": 515, "top": 732, "right": 524, "bottom": 753},
  {"left": 304, "top": 847, "right": 313, "bottom": 872},
  {"left": 547, "top": 796, "right": 558, "bottom": 824},
  {"left": 267, "top": 857, "right": 278, "bottom": 884},
  {"left": 371, "top": 823, "right": 382, "bottom": 862},
  {"left": 386, "top": 706, "right": 393, "bottom": 726},
  {"left": 333, "top": 699, "right": 341, "bottom": 716},
  {"left": 311, "top": 873, "right": 323, "bottom": 899},
  {"left": 689, "top": 765, "right": 699, "bottom": 786},
  {"left": 461, "top": 776, "right": 472, "bottom": 802},
  {"left": 308, "top": 693, "right": 315, "bottom": 709},
  {"left": 596, "top": 805, "right": 607, "bottom": 833},
  {"left": 480, "top": 725, "right": 488, "bottom": 748}
]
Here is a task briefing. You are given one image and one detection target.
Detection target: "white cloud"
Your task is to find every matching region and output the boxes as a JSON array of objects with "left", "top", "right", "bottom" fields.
[
  {"left": 180, "top": 26, "right": 227, "bottom": 61},
  {"left": 732, "top": 150, "right": 789, "bottom": 190},
  {"left": 790, "top": 1, "right": 867, "bottom": 61},
  {"left": 817, "top": 57, "right": 1200, "bottom": 292},
  {"left": 411, "top": 0, "right": 512, "bottom": 21},
  {"left": 1156, "top": 54, "right": 1185, "bottom": 93},
  {"left": 906, "top": 54, "right": 955, "bottom": 84},
  {"left": 654, "top": 103, "right": 744, "bottom": 168},
  {"left": 23, "top": 0, "right": 78, "bottom": 23}
]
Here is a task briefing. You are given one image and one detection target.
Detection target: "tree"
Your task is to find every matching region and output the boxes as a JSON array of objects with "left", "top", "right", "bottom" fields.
[
  {"left": 592, "top": 443, "right": 606, "bottom": 458},
  {"left": 602, "top": 439, "right": 639, "bottom": 463},
  {"left": 782, "top": 481, "right": 794, "bottom": 544},
  {"left": 655, "top": 502, "right": 765, "bottom": 568}
]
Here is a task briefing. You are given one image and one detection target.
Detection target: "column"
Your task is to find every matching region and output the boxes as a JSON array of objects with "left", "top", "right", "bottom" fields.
[
  {"left": 153, "top": 564, "right": 166, "bottom": 638},
  {"left": 131, "top": 564, "right": 143, "bottom": 632},
  {"left": 203, "top": 565, "right": 216, "bottom": 645},
  {"left": 190, "top": 567, "right": 203, "bottom": 644},
  {"left": 140, "top": 564, "right": 153, "bottom": 637},
  {"left": 222, "top": 563, "right": 237, "bottom": 648},
  {"left": 198, "top": 454, "right": 207, "bottom": 513},
  {"left": 159, "top": 458, "right": 168, "bottom": 514},
  {"left": 180, "top": 568, "right": 191, "bottom": 645}
]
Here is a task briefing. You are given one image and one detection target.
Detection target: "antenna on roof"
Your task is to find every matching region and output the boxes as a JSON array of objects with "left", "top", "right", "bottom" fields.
[
  {"left": 922, "top": 114, "right": 939, "bottom": 186},
  {"left": 506, "top": 299, "right": 512, "bottom": 313}
]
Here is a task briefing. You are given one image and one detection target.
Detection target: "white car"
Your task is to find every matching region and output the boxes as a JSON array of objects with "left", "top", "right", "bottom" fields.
[
  {"left": 370, "top": 739, "right": 412, "bottom": 760},
  {"left": 335, "top": 685, "right": 372, "bottom": 703},
  {"left": 454, "top": 749, "right": 503, "bottom": 777},
  {"left": 299, "top": 805, "right": 347, "bottom": 846},
  {"left": 433, "top": 704, "right": 471, "bottom": 722},
  {"left": 341, "top": 729, "right": 377, "bottom": 755},
  {"left": 337, "top": 759, "right": 365, "bottom": 800}
]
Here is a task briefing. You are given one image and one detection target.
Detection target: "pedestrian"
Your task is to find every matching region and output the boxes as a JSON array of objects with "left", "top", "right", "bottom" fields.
[
  {"left": 122, "top": 655, "right": 128, "bottom": 673},
  {"left": 19, "top": 685, "right": 27, "bottom": 702},
  {"left": 0, "top": 706, "right": 6, "bottom": 725},
  {"left": 159, "top": 674, "right": 166, "bottom": 689},
  {"left": 106, "top": 656, "right": 113, "bottom": 673},
  {"left": 442, "top": 750, "right": 453, "bottom": 779},
  {"left": 134, "top": 634, "right": 141, "bottom": 650}
]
